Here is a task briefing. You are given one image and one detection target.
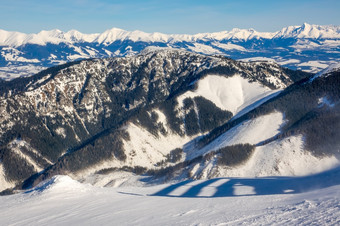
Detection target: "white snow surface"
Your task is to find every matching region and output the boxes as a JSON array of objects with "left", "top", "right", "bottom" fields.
[
  {"left": 1, "top": 168, "right": 340, "bottom": 225},
  {"left": 0, "top": 64, "right": 46, "bottom": 80},
  {"left": 211, "top": 42, "right": 247, "bottom": 51},
  {"left": 274, "top": 23, "right": 340, "bottom": 39},
  {"left": 123, "top": 120, "right": 191, "bottom": 168},
  {"left": 177, "top": 74, "right": 278, "bottom": 115},
  {"left": 216, "top": 135, "right": 339, "bottom": 178},
  {"left": 186, "top": 112, "right": 283, "bottom": 160},
  {"left": 0, "top": 164, "right": 14, "bottom": 192},
  {"left": 187, "top": 43, "right": 222, "bottom": 55},
  {"left": 277, "top": 59, "right": 301, "bottom": 65}
]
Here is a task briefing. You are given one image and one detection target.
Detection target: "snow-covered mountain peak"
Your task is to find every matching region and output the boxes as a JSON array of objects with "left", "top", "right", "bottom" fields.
[
  {"left": 95, "top": 28, "right": 174, "bottom": 43},
  {"left": 64, "top": 29, "right": 85, "bottom": 42},
  {"left": 274, "top": 23, "right": 340, "bottom": 39},
  {"left": 0, "top": 29, "right": 27, "bottom": 46},
  {"left": 0, "top": 24, "right": 339, "bottom": 47},
  {"left": 95, "top": 27, "right": 128, "bottom": 44},
  {"left": 37, "top": 29, "right": 63, "bottom": 36},
  {"left": 25, "top": 29, "right": 65, "bottom": 45},
  {"left": 65, "top": 29, "right": 99, "bottom": 43}
]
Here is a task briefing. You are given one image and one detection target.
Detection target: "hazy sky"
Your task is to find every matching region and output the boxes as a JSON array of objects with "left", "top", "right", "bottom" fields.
[{"left": 1, "top": 0, "right": 339, "bottom": 34}]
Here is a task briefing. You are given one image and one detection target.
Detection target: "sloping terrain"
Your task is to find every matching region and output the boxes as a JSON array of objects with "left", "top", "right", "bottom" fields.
[
  {"left": 1, "top": 166, "right": 340, "bottom": 225},
  {"left": 1, "top": 50, "right": 339, "bottom": 196},
  {"left": 147, "top": 65, "right": 340, "bottom": 182},
  {"left": 0, "top": 50, "right": 308, "bottom": 193}
]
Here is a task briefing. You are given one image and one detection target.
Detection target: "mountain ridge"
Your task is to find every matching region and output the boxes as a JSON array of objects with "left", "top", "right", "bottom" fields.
[
  {"left": 1, "top": 23, "right": 339, "bottom": 47},
  {"left": 1, "top": 23, "right": 339, "bottom": 80}
]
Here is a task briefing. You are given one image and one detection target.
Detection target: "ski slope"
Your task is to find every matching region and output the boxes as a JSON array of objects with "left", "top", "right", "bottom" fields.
[{"left": 1, "top": 167, "right": 340, "bottom": 225}]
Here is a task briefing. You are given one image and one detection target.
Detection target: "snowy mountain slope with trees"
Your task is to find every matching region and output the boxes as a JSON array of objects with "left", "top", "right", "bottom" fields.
[
  {"left": 0, "top": 49, "right": 312, "bottom": 193},
  {"left": 0, "top": 47, "right": 339, "bottom": 225},
  {"left": 0, "top": 49, "right": 339, "bottom": 196}
]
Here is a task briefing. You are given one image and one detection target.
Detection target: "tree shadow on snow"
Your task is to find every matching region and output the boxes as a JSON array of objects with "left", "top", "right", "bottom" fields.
[{"left": 152, "top": 166, "right": 340, "bottom": 198}]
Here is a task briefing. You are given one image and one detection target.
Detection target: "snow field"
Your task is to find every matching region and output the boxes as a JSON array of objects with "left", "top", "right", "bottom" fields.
[
  {"left": 122, "top": 109, "right": 192, "bottom": 168},
  {"left": 216, "top": 135, "right": 339, "bottom": 178},
  {"left": 188, "top": 112, "right": 284, "bottom": 159},
  {"left": 187, "top": 43, "right": 222, "bottom": 55},
  {"left": 177, "top": 74, "right": 277, "bottom": 115},
  {"left": 1, "top": 171, "right": 340, "bottom": 225},
  {"left": 186, "top": 111, "right": 339, "bottom": 179},
  {"left": 80, "top": 171, "right": 145, "bottom": 188},
  {"left": 0, "top": 164, "right": 14, "bottom": 192},
  {"left": 212, "top": 42, "right": 247, "bottom": 51}
]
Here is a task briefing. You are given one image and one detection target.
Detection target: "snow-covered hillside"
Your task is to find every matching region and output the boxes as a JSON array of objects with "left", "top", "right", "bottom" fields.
[
  {"left": 1, "top": 49, "right": 301, "bottom": 192},
  {"left": 0, "top": 52, "right": 339, "bottom": 226},
  {"left": 0, "top": 51, "right": 339, "bottom": 203},
  {"left": 177, "top": 74, "right": 280, "bottom": 114},
  {"left": 1, "top": 167, "right": 340, "bottom": 225},
  {"left": 0, "top": 23, "right": 339, "bottom": 80}
]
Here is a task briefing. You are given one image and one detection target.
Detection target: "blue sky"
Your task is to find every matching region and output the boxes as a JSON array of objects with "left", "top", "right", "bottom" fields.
[{"left": 1, "top": 0, "right": 339, "bottom": 34}]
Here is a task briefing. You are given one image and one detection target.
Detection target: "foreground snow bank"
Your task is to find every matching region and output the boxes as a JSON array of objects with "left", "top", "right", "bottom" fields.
[
  {"left": 1, "top": 167, "right": 340, "bottom": 225},
  {"left": 28, "top": 175, "right": 92, "bottom": 194}
]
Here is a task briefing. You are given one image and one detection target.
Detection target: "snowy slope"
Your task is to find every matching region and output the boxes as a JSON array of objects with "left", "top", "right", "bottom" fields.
[
  {"left": 0, "top": 164, "right": 14, "bottom": 192},
  {"left": 0, "top": 29, "right": 98, "bottom": 46},
  {"left": 1, "top": 49, "right": 298, "bottom": 192},
  {"left": 213, "top": 135, "right": 339, "bottom": 178},
  {"left": 122, "top": 120, "right": 191, "bottom": 168},
  {"left": 1, "top": 169, "right": 340, "bottom": 225},
  {"left": 186, "top": 112, "right": 284, "bottom": 159},
  {"left": 177, "top": 74, "right": 279, "bottom": 115},
  {"left": 274, "top": 23, "right": 340, "bottom": 39},
  {"left": 72, "top": 74, "right": 284, "bottom": 182}
]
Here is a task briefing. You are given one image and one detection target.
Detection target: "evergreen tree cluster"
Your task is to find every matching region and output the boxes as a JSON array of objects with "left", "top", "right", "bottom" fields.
[{"left": 216, "top": 144, "right": 255, "bottom": 166}]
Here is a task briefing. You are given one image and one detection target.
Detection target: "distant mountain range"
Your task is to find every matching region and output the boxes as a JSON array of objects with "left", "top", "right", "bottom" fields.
[{"left": 1, "top": 23, "right": 339, "bottom": 80}]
